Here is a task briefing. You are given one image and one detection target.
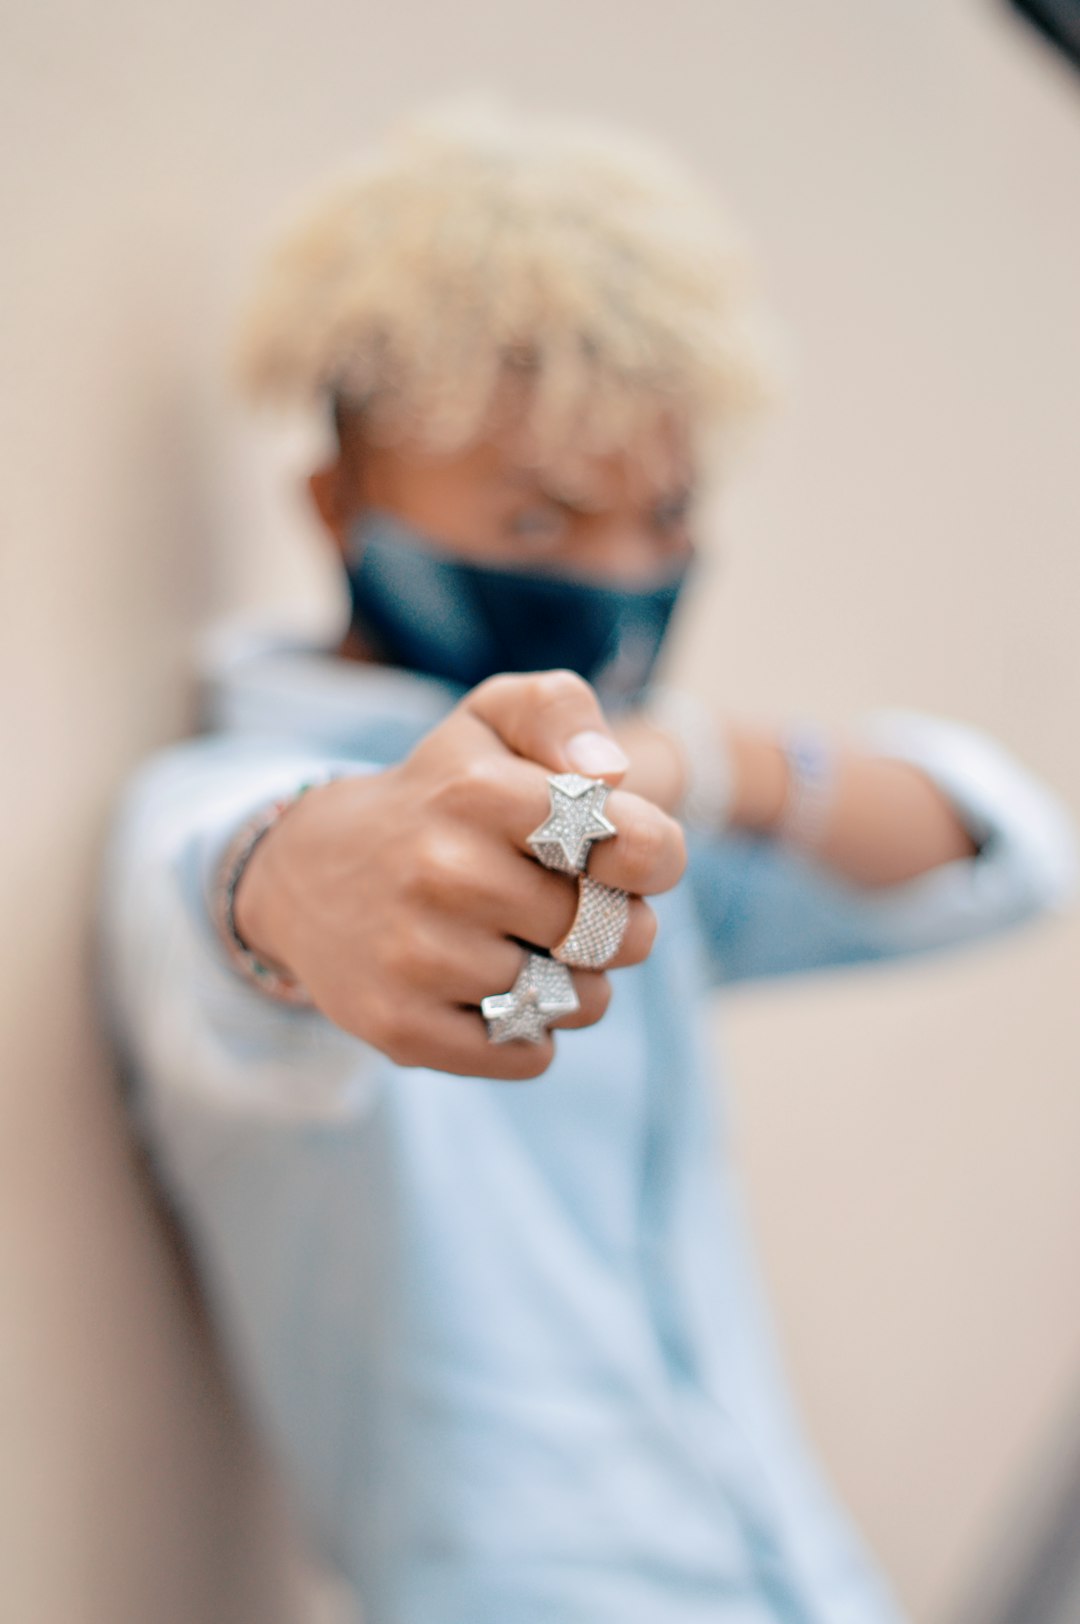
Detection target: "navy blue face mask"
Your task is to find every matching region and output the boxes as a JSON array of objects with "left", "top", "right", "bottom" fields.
[{"left": 343, "top": 510, "right": 692, "bottom": 707}]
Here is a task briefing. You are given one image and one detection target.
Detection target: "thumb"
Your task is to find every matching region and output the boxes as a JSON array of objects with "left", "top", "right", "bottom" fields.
[{"left": 463, "top": 669, "right": 630, "bottom": 781}]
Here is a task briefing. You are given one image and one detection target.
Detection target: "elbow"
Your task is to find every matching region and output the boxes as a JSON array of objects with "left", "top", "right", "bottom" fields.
[
  {"left": 1018, "top": 803, "right": 1078, "bottom": 919},
  {"left": 988, "top": 786, "right": 1079, "bottom": 927},
  {"left": 858, "top": 708, "right": 1078, "bottom": 930}
]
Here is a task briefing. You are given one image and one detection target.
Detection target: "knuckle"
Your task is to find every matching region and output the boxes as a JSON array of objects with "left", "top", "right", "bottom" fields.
[
  {"left": 529, "top": 669, "right": 593, "bottom": 713},
  {"left": 466, "top": 672, "right": 518, "bottom": 716},
  {"left": 586, "top": 972, "right": 613, "bottom": 1020},
  {"left": 471, "top": 672, "right": 513, "bottom": 702},
  {"left": 627, "top": 902, "right": 658, "bottom": 963},
  {"left": 617, "top": 807, "right": 665, "bottom": 890},
  {"left": 617, "top": 806, "right": 686, "bottom": 892},
  {"left": 443, "top": 751, "right": 504, "bottom": 814},
  {"left": 508, "top": 1043, "right": 554, "bottom": 1080},
  {"left": 426, "top": 751, "right": 513, "bottom": 833},
  {"left": 408, "top": 826, "right": 471, "bottom": 907},
  {"left": 668, "top": 816, "right": 689, "bottom": 882}
]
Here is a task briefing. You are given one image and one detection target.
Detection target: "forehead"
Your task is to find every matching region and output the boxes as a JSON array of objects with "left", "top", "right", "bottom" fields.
[
  {"left": 493, "top": 376, "right": 695, "bottom": 505},
  {"left": 343, "top": 406, "right": 695, "bottom": 510}
]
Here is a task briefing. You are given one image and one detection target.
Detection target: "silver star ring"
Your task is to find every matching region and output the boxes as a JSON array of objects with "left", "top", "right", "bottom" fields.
[
  {"left": 481, "top": 952, "right": 580, "bottom": 1045},
  {"left": 526, "top": 772, "right": 617, "bottom": 876},
  {"left": 552, "top": 876, "right": 630, "bottom": 971}
]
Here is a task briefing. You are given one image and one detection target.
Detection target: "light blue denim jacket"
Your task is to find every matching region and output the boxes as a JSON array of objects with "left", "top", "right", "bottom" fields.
[{"left": 97, "top": 625, "right": 1077, "bottom": 1624}]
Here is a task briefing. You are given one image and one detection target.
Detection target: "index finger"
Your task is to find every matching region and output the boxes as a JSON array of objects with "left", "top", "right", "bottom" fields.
[
  {"left": 464, "top": 669, "right": 630, "bottom": 781},
  {"left": 501, "top": 769, "right": 686, "bottom": 897}
]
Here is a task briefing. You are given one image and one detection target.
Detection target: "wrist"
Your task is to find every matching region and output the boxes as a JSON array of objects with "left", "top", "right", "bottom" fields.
[
  {"left": 726, "top": 723, "right": 789, "bottom": 833},
  {"left": 231, "top": 818, "right": 297, "bottom": 976},
  {"left": 728, "top": 720, "right": 843, "bottom": 852},
  {"left": 214, "top": 779, "right": 334, "bottom": 1006}
]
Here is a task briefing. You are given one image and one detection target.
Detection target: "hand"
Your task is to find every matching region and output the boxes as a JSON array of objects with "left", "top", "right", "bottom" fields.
[{"left": 233, "top": 670, "right": 687, "bottom": 1079}]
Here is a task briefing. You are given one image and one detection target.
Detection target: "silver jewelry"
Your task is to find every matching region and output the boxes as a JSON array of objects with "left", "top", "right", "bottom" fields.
[
  {"left": 213, "top": 772, "right": 346, "bottom": 1007},
  {"left": 480, "top": 951, "right": 580, "bottom": 1044},
  {"left": 776, "top": 725, "right": 837, "bottom": 850},
  {"left": 526, "top": 772, "right": 617, "bottom": 875},
  {"left": 646, "top": 683, "right": 735, "bottom": 834},
  {"left": 552, "top": 876, "right": 630, "bottom": 970}
]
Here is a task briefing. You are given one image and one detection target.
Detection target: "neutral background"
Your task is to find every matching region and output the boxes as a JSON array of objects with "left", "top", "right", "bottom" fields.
[{"left": 2, "top": 2, "right": 1078, "bottom": 1620}]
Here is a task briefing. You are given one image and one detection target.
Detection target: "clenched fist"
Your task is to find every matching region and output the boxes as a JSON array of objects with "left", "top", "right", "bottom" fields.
[{"left": 234, "top": 670, "right": 686, "bottom": 1079}]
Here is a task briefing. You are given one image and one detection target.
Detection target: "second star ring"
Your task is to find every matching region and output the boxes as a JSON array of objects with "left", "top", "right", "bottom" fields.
[
  {"left": 526, "top": 772, "right": 618, "bottom": 875},
  {"left": 552, "top": 876, "right": 630, "bottom": 970},
  {"left": 480, "top": 952, "right": 580, "bottom": 1044}
]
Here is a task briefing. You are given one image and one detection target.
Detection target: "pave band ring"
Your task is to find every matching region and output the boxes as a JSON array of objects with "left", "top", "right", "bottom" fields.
[
  {"left": 480, "top": 951, "right": 580, "bottom": 1045},
  {"left": 552, "top": 876, "right": 630, "bottom": 971},
  {"left": 526, "top": 772, "right": 618, "bottom": 876}
]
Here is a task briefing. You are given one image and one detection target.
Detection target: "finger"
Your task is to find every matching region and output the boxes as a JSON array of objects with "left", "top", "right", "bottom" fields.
[
  {"left": 463, "top": 848, "right": 658, "bottom": 969},
  {"left": 396, "top": 927, "right": 524, "bottom": 1004},
  {"left": 381, "top": 1001, "right": 557, "bottom": 1081},
  {"left": 490, "top": 767, "right": 685, "bottom": 897},
  {"left": 463, "top": 669, "right": 630, "bottom": 780},
  {"left": 582, "top": 792, "right": 687, "bottom": 896},
  {"left": 382, "top": 982, "right": 603, "bottom": 1080},
  {"left": 415, "top": 920, "right": 638, "bottom": 1000},
  {"left": 366, "top": 961, "right": 611, "bottom": 1079},
  {"left": 428, "top": 844, "right": 656, "bottom": 967},
  {"left": 407, "top": 923, "right": 615, "bottom": 1024},
  {"left": 417, "top": 738, "right": 683, "bottom": 901},
  {"left": 542, "top": 968, "right": 611, "bottom": 1028},
  {"left": 433, "top": 750, "right": 687, "bottom": 898}
]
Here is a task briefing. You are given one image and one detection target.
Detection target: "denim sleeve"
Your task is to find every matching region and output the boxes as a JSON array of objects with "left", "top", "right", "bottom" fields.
[
  {"left": 95, "top": 735, "right": 386, "bottom": 1162},
  {"left": 685, "top": 709, "right": 1078, "bottom": 987}
]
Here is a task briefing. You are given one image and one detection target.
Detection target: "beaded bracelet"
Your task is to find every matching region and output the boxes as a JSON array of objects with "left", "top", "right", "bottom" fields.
[{"left": 212, "top": 780, "right": 326, "bottom": 1007}]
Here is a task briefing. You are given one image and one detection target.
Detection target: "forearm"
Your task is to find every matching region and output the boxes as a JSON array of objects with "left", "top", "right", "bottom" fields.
[
  {"left": 613, "top": 707, "right": 979, "bottom": 890},
  {"left": 725, "top": 721, "right": 979, "bottom": 888}
]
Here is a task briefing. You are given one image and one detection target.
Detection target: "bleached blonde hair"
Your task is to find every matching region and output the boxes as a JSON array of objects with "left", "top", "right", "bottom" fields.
[{"left": 234, "top": 99, "right": 781, "bottom": 473}]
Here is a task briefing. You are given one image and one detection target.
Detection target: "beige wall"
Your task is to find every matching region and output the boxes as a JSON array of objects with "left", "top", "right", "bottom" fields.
[{"left": 2, "top": 1, "right": 1078, "bottom": 1620}]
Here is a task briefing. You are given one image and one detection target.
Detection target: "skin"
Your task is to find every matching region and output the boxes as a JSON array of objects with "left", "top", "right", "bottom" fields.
[
  {"left": 236, "top": 395, "right": 978, "bottom": 1081},
  {"left": 313, "top": 400, "right": 979, "bottom": 878},
  {"left": 312, "top": 404, "right": 700, "bottom": 813},
  {"left": 235, "top": 666, "right": 684, "bottom": 1079}
]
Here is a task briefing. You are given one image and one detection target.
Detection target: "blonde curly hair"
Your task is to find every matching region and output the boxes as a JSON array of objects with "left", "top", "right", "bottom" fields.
[{"left": 234, "top": 99, "right": 780, "bottom": 472}]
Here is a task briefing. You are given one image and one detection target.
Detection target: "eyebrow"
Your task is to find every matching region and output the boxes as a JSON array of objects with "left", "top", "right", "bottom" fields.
[
  {"left": 502, "top": 467, "right": 696, "bottom": 515},
  {"left": 501, "top": 468, "right": 602, "bottom": 514}
]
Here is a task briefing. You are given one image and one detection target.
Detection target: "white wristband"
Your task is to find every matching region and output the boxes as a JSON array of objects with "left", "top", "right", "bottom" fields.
[
  {"left": 775, "top": 725, "right": 837, "bottom": 851},
  {"left": 646, "top": 684, "right": 736, "bottom": 834}
]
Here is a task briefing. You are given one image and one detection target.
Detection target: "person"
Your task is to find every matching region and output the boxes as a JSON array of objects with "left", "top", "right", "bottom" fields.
[{"left": 97, "top": 102, "right": 1076, "bottom": 1624}]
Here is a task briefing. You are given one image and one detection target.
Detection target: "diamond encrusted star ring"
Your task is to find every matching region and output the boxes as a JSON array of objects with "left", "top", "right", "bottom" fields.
[
  {"left": 481, "top": 952, "right": 580, "bottom": 1045},
  {"left": 526, "top": 772, "right": 618, "bottom": 876}
]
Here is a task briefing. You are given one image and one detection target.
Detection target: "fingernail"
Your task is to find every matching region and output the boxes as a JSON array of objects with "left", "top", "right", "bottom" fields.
[{"left": 566, "top": 730, "right": 629, "bottom": 776}]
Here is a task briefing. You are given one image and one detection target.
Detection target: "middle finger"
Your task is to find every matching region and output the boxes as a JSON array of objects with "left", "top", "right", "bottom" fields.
[{"left": 468, "top": 845, "right": 658, "bottom": 970}]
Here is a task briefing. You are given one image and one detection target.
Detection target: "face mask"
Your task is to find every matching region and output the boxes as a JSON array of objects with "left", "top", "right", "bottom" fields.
[{"left": 343, "top": 510, "right": 692, "bottom": 706}]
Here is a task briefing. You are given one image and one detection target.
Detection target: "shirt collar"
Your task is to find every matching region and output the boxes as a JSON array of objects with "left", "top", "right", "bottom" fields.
[{"left": 195, "top": 614, "right": 462, "bottom": 753}]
